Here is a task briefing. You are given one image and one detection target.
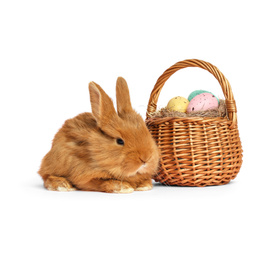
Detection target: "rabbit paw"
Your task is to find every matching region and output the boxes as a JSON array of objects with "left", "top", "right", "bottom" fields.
[
  {"left": 44, "top": 176, "right": 76, "bottom": 192},
  {"left": 112, "top": 181, "right": 134, "bottom": 194},
  {"left": 116, "top": 186, "right": 135, "bottom": 193},
  {"left": 135, "top": 180, "right": 153, "bottom": 191}
]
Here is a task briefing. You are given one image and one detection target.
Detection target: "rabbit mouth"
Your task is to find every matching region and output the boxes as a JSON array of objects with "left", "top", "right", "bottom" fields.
[
  {"left": 136, "top": 163, "right": 146, "bottom": 172},
  {"left": 125, "top": 164, "right": 146, "bottom": 177},
  {"left": 136, "top": 163, "right": 147, "bottom": 174}
]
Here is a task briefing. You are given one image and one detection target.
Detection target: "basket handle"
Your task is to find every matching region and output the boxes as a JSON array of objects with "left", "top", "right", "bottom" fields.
[{"left": 146, "top": 59, "right": 237, "bottom": 128}]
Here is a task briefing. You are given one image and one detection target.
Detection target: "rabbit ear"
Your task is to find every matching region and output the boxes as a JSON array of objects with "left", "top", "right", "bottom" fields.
[
  {"left": 116, "top": 77, "right": 133, "bottom": 116},
  {"left": 89, "top": 82, "right": 117, "bottom": 126}
]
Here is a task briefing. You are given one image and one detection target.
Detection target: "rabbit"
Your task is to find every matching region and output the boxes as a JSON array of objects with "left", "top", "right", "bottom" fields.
[{"left": 38, "top": 77, "right": 159, "bottom": 193}]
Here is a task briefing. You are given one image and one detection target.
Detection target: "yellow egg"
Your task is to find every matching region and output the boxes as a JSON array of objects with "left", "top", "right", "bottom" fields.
[{"left": 166, "top": 96, "right": 190, "bottom": 113}]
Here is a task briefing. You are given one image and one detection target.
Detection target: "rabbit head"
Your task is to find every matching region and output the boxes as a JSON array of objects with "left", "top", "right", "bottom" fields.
[{"left": 87, "top": 77, "right": 159, "bottom": 179}]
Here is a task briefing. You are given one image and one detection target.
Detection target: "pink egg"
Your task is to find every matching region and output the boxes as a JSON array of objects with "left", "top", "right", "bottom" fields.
[{"left": 187, "top": 93, "right": 219, "bottom": 113}]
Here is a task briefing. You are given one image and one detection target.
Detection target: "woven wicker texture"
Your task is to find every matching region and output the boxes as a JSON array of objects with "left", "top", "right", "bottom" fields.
[{"left": 146, "top": 59, "right": 243, "bottom": 186}]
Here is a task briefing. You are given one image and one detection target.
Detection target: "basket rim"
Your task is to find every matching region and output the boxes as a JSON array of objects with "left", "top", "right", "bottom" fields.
[{"left": 145, "top": 115, "right": 231, "bottom": 126}]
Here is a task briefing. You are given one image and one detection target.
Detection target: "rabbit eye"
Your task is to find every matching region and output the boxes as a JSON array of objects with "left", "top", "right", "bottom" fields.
[{"left": 116, "top": 138, "right": 124, "bottom": 145}]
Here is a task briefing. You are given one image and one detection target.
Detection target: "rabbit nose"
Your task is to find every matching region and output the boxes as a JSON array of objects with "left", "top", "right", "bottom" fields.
[
  {"left": 139, "top": 158, "right": 146, "bottom": 165},
  {"left": 139, "top": 158, "right": 145, "bottom": 164},
  {"left": 139, "top": 155, "right": 151, "bottom": 165}
]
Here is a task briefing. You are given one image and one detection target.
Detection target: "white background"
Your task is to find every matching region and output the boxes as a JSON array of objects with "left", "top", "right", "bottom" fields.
[{"left": 1, "top": 1, "right": 259, "bottom": 259}]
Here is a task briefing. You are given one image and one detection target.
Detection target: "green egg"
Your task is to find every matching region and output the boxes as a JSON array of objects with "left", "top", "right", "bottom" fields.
[{"left": 188, "top": 90, "right": 219, "bottom": 103}]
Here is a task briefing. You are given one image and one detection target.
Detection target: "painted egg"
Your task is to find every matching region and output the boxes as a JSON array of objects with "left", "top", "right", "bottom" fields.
[
  {"left": 187, "top": 93, "right": 219, "bottom": 113},
  {"left": 188, "top": 90, "right": 219, "bottom": 103},
  {"left": 167, "top": 96, "right": 189, "bottom": 113}
]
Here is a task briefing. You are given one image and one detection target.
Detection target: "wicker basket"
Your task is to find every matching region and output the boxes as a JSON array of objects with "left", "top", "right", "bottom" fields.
[{"left": 146, "top": 59, "right": 243, "bottom": 187}]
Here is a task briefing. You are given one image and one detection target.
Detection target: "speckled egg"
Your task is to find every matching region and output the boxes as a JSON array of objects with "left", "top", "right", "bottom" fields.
[
  {"left": 187, "top": 93, "right": 219, "bottom": 113},
  {"left": 167, "top": 96, "right": 189, "bottom": 113},
  {"left": 188, "top": 90, "right": 219, "bottom": 103}
]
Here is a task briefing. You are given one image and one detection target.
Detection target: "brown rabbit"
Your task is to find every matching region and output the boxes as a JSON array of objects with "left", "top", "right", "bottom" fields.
[{"left": 38, "top": 77, "right": 159, "bottom": 193}]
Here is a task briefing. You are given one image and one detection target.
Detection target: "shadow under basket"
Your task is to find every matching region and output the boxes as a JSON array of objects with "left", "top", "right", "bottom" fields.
[{"left": 145, "top": 59, "right": 243, "bottom": 187}]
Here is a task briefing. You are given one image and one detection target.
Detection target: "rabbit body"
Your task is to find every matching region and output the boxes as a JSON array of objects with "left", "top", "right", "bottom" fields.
[{"left": 38, "top": 78, "right": 159, "bottom": 193}]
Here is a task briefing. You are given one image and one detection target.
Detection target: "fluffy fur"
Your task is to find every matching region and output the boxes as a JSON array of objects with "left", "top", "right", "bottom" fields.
[{"left": 38, "top": 77, "right": 159, "bottom": 193}]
